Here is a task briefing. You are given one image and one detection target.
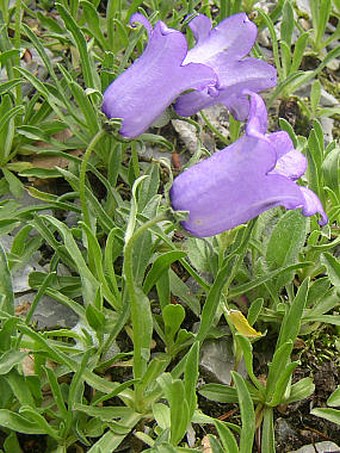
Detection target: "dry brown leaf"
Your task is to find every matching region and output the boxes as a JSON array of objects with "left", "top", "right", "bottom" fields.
[
  {"left": 31, "top": 149, "right": 82, "bottom": 170},
  {"left": 201, "top": 435, "right": 213, "bottom": 453}
]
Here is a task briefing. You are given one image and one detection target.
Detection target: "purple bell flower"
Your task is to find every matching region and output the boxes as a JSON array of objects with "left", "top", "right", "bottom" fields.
[
  {"left": 170, "top": 92, "right": 328, "bottom": 237},
  {"left": 174, "top": 13, "right": 277, "bottom": 120},
  {"left": 102, "top": 13, "right": 217, "bottom": 138}
]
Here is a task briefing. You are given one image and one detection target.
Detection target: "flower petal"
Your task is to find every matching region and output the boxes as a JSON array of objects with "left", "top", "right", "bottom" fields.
[
  {"left": 222, "top": 93, "right": 250, "bottom": 121},
  {"left": 130, "top": 13, "right": 153, "bottom": 36},
  {"left": 245, "top": 91, "right": 268, "bottom": 138},
  {"left": 102, "top": 21, "right": 217, "bottom": 138},
  {"left": 299, "top": 187, "right": 328, "bottom": 225},
  {"left": 184, "top": 13, "right": 257, "bottom": 66},
  {"left": 170, "top": 137, "right": 305, "bottom": 237},
  {"left": 187, "top": 14, "right": 212, "bottom": 43},
  {"left": 267, "top": 131, "right": 294, "bottom": 159},
  {"left": 174, "top": 88, "right": 216, "bottom": 117},
  {"left": 175, "top": 59, "right": 276, "bottom": 119},
  {"left": 267, "top": 132, "right": 307, "bottom": 180},
  {"left": 271, "top": 148, "right": 307, "bottom": 180}
]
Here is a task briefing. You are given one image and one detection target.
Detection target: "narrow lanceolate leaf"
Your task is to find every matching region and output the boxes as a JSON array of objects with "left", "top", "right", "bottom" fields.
[
  {"left": 235, "top": 335, "right": 263, "bottom": 391},
  {"left": 266, "top": 341, "right": 293, "bottom": 401},
  {"left": 285, "top": 377, "right": 315, "bottom": 404},
  {"left": 81, "top": 0, "right": 108, "bottom": 50},
  {"left": 163, "top": 304, "right": 185, "bottom": 345},
  {"left": 56, "top": 3, "right": 99, "bottom": 89},
  {"left": 169, "top": 270, "right": 201, "bottom": 316},
  {"left": 0, "top": 242, "right": 14, "bottom": 315},
  {"left": 231, "top": 371, "right": 255, "bottom": 453},
  {"left": 247, "top": 298, "right": 264, "bottom": 326},
  {"left": 80, "top": 222, "right": 119, "bottom": 309},
  {"left": 5, "top": 371, "right": 35, "bottom": 407},
  {"left": 0, "top": 351, "right": 27, "bottom": 375},
  {"left": 125, "top": 175, "right": 149, "bottom": 244},
  {"left": 307, "top": 128, "right": 323, "bottom": 199},
  {"left": 311, "top": 0, "right": 331, "bottom": 50},
  {"left": 257, "top": 9, "right": 281, "bottom": 77},
  {"left": 327, "top": 386, "right": 340, "bottom": 407},
  {"left": 184, "top": 342, "right": 199, "bottom": 419},
  {"left": 322, "top": 147, "right": 340, "bottom": 200},
  {"left": 0, "top": 409, "right": 61, "bottom": 439},
  {"left": 320, "top": 253, "right": 340, "bottom": 287},
  {"left": 198, "top": 384, "right": 239, "bottom": 404},
  {"left": 15, "top": 67, "right": 84, "bottom": 141},
  {"left": 131, "top": 287, "right": 153, "bottom": 379},
  {"left": 268, "top": 361, "right": 299, "bottom": 407},
  {"left": 265, "top": 210, "right": 307, "bottom": 291},
  {"left": 197, "top": 254, "right": 238, "bottom": 342},
  {"left": 0, "top": 104, "right": 23, "bottom": 164},
  {"left": 44, "top": 367, "right": 68, "bottom": 420},
  {"left": 310, "top": 79, "right": 321, "bottom": 115},
  {"left": 0, "top": 318, "right": 17, "bottom": 352},
  {"left": 143, "top": 250, "right": 187, "bottom": 295},
  {"left": 227, "top": 262, "right": 311, "bottom": 299},
  {"left": 311, "top": 408, "right": 340, "bottom": 426},
  {"left": 22, "top": 23, "right": 60, "bottom": 85},
  {"left": 42, "top": 215, "right": 99, "bottom": 306},
  {"left": 277, "top": 278, "right": 309, "bottom": 349},
  {"left": 214, "top": 420, "right": 239, "bottom": 453},
  {"left": 158, "top": 374, "right": 190, "bottom": 446},
  {"left": 280, "top": 0, "right": 294, "bottom": 46},
  {"left": 63, "top": 77, "right": 100, "bottom": 134},
  {"left": 0, "top": 79, "right": 22, "bottom": 95},
  {"left": 2, "top": 168, "right": 24, "bottom": 198},
  {"left": 132, "top": 228, "right": 153, "bottom": 286},
  {"left": 290, "top": 31, "right": 309, "bottom": 73}
]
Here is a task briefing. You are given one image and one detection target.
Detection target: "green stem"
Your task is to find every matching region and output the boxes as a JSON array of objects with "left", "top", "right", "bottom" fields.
[
  {"left": 79, "top": 129, "right": 106, "bottom": 228},
  {"left": 200, "top": 111, "right": 229, "bottom": 146}
]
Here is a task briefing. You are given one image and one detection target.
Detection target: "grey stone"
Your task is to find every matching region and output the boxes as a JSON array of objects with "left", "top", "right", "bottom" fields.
[
  {"left": 295, "top": 85, "right": 339, "bottom": 109},
  {"left": 72, "top": 320, "right": 121, "bottom": 356},
  {"left": 294, "top": 84, "right": 338, "bottom": 143},
  {"left": 12, "top": 259, "right": 44, "bottom": 293},
  {"left": 15, "top": 293, "right": 79, "bottom": 329},
  {"left": 199, "top": 104, "right": 230, "bottom": 140},
  {"left": 324, "top": 56, "right": 339, "bottom": 72},
  {"left": 200, "top": 337, "right": 246, "bottom": 385},
  {"left": 0, "top": 233, "right": 45, "bottom": 293},
  {"left": 320, "top": 89, "right": 339, "bottom": 108},
  {"left": 255, "top": 0, "right": 277, "bottom": 14},
  {"left": 289, "top": 441, "right": 340, "bottom": 453},
  {"left": 171, "top": 119, "right": 200, "bottom": 155},
  {"left": 137, "top": 144, "right": 172, "bottom": 162},
  {"left": 0, "top": 234, "right": 14, "bottom": 252},
  {"left": 320, "top": 117, "right": 335, "bottom": 144},
  {"left": 296, "top": 0, "right": 311, "bottom": 15},
  {"left": 276, "top": 418, "right": 299, "bottom": 451}
]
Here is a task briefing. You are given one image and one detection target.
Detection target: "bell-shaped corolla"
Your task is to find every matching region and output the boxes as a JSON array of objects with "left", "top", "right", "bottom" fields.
[
  {"left": 170, "top": 92, "right": 327, "bottom": 237},
  {"left": 102, "top": 14, "right": 217, "bottom": 138}
]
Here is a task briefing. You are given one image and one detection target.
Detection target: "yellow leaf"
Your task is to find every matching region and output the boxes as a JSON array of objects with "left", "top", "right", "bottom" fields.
[{"left": 227, "top": 309, "right": 262, "bottom": 338}]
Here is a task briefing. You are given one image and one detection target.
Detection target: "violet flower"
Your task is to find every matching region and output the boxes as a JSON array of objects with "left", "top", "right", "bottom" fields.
[
  {"left": 102, "top": 13, "right": 217, "bottom": 138},
  {"left": 174, "top": 13, "right": 277, "bottom": 120},
  {"left": 170, "top": 92, "right": 327, "bottom": 237}
]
